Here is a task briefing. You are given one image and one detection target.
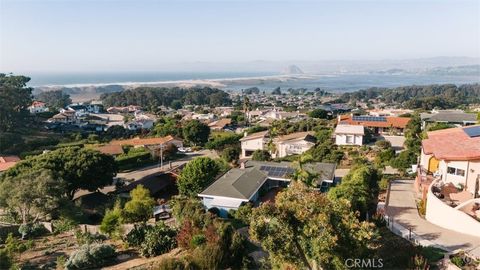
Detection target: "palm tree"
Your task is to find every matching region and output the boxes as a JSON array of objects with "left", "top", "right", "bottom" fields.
[
  {"left": 291, "top": 154, "right": 318, "bottom": 187},
  {"left": 243, "top": 96, "right": 251, "bottom": 126}
]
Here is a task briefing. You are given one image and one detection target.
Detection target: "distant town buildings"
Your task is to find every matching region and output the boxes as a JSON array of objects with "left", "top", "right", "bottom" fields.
[{"left": 28, "top": 101, "right": 49, "bottom": 114}]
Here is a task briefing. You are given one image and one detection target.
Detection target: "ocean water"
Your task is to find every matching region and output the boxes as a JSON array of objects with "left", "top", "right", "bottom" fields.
[
  {"left": 27, "top": 71, "right": 276, "bottom": 86},
  {"left": 27, "top": 71, "right": 480, "bottom": 92}
]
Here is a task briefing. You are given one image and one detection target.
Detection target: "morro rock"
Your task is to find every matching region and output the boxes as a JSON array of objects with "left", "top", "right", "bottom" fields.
[{"left": 282, "top": 65, "right": 304, "bottom": 75}]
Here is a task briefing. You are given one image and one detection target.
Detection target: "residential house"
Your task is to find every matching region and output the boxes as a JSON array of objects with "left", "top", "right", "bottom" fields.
[
  {"left": 63, "top": 104, "right": 88, "bottom": 117},
  {"left": 28, "top": 101, "right": 49, "bottom": 114},
  {"left": 48, "top": 111, "right": 76, "bottom": 124},
  {"left": 107, "top": 105, "right": 142, "bottom": 114},
  {"left": 198, "top": 160, "right": 336, "bottom": 216},
  {"left": 273, "top": 131, "right": 316, "bottom": 158},
  {"left": 420, "top": 110, "right": 478, "bottom": 130},
  {"left": 334, "top": 124, "right": 365, "bottom": 146},
  {"left": 95, "top": 145, "right": 124, "bottom": 156},
  {"left": 110, "top": 135, "right": 184, "bottom": 150},
  {"left": 417, "top": 125, "right": 480, "bottom": 237},
  {"left": 338, "top": 115, "right": 411, "bottom": 135},
  {"left": 368, "top": 109, "right": 413, "bottom": 117},
  {"left": 0, "top": 155, "right": 20, "bottom": 173},
  {"left": 208, "top": 118, "right": 232, "bottom": 131},
  {"left": 240, "top": 131, "right": 269, "bottom": 158},
  {"left": 125, "top": 114, "right": 155, "bottom": 130}
]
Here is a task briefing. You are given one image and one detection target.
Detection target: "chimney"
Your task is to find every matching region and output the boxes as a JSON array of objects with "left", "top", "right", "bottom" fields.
[{"left": 240, "top": 162, "right": 245, "bottom": 170}]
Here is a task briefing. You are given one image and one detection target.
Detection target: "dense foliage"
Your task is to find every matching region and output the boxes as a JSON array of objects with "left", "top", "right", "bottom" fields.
[
  {"left": 251, "top": 149, "right": 271, "bottom": 161},
  {"left": 122, "top": 185, "right": 155, "bottom": 223},
  {"left": 250, "top": 182, "right": 378, "bottom": 269},
  {"left": 339, "top": 83, "right": 480, "bottom": 109},
  {"left": 182, "top": 120, "right": 210, "bottom": 146},
  {"left": 0, "top": 170, "right": 65, "bottom": 224},
  {"left": 0, "top": 74, "right": 32, "bottom": 132},
  {"left": 177, "top": 157, "right": 220, "bottom": 196},
  {"left": 100, "top": 87, "right": 231, "bottom": 109},
  {"left": 328, "top": 165, "right": 381, "bottom": 219},
  {"left": 2, "top": 147, "right": 117, "bottom": 199},
  {"left": 64, "top": 244, "right": 115, "bottom": 269},
  {"left": 36, "top": 90, "right": 72, "bottom": 110}
]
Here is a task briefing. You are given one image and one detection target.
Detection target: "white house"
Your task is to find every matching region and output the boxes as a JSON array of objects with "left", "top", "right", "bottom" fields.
[
  {"left": 417, "top": 125, "right": 480, "bottom": 237},
  {"left": 273, "top": 131, "right": 316, "bottom": 158},
  {"left": 28, "top": 101, "right": 49, "bottom": 114},
  {"left": 240, "top": 131, "right": 269, "bottom": 158},
  {"left": 334, "top": 124, "right": 364, "bottom": 146}
]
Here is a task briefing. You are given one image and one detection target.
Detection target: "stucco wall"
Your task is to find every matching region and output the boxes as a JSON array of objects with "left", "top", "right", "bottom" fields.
[
  {"left": 426, "top": 180, "right": 480, "bottom": 237},
  {"left": 335, "top": 134, "right": 363, "bottom": 146},
  {"left": 241, "top": 138, "right": 265, "bottom": 158},
  {"left": 276, "top": 141, "right": 314, "bottom": 158}
]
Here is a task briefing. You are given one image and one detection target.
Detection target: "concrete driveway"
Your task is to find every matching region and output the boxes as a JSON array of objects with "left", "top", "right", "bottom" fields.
[{"left": 386, "top": 179, "right": 480, "bottom": 258}]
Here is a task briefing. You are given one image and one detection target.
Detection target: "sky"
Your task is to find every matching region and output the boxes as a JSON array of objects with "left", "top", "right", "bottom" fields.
[{"left": 0, "top": 0, "right": 479, "bottom": 72}]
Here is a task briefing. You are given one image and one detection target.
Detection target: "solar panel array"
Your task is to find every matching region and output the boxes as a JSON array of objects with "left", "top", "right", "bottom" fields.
[
  {"left": 259, "top": 165, "right": 294, "bottom": 178},
  {"left": 352, "top": 116, "right": 387, "bottom": 122},
  {"left": 463, "top": 126, "right": 480, "bottom": 138}
]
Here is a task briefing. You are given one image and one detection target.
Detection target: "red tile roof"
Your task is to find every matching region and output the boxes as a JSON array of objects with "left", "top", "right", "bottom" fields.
[
  {"left": 95, "top": 145, "right": 124, "bottom": 155},
  {"left": 339, "top": 115, "right": 411, "bottom": 129},
  {"left": 0, "top": 156, "right": 20, "bottom": 172},
  {"left": 422, "top": 125, "right": 480, "bottom": 161},
  {"left": 110, "top": 135, "right": 182, "bottom": 146}
]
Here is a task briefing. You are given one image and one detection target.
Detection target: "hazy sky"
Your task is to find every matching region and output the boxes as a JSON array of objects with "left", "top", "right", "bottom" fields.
[{"left": 1, "top": 0, "right": 479, "bottom": 72}]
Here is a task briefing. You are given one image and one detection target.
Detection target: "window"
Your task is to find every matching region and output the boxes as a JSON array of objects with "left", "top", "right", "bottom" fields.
[
  {"left": 346, "top": 135, "right": 354, "bottom": 144},
  {"left": 447, "top": 167, "right": 466, "bottom": 177}
]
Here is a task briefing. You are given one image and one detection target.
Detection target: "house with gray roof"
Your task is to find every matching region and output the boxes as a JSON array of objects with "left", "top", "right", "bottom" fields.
[
  {"left": 420, "top": 110, "right": 478, "bottom": 130},
  {"left": 198, "top": 160, "right": 336, "bottom": 216}
]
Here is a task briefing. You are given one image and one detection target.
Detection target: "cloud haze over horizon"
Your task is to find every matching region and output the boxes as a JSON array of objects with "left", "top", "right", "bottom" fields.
[{"left": 1, "top": 0, "right": 479, "bottom": 73}]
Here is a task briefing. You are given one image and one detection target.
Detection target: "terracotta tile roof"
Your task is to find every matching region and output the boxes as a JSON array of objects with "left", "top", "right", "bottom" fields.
[
  {"left": 31, "top": 101, "right": 46, "bottom": 107},
  {"left": 0, "top": 156, "right": 20, "bottom": 163},
  {"left": 0, "top": 156, "right": 20, "bottom": 172},
  {"left": 110, "top": 135, "right": 182, "bottom": 146},
  {"left": 422, "top": 125, "right": 480, "bottom": 161},
  {"left": 339, "top": 115, "right": 411, "bottom": 129},
  {"left": 239, "top": 130, "right": 269, "bottom": 141},
  {"left": 95, "top": 145, "right": 124, "bottom": 155}
]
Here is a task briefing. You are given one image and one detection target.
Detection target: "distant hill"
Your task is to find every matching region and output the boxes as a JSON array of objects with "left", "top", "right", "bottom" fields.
[{"left": 282, "top": 65, "right": 304, "bottom": 75}]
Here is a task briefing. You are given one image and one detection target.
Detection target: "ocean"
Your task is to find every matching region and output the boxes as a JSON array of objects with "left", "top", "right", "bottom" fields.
[{"left": 27, "top": 71, "right": 480, "bottom": 93}]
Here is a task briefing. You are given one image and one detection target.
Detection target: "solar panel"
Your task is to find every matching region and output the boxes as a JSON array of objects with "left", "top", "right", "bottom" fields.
[
  {"left": 259, "top": 165, "right": 294, "bottom": 178},
  {"left": 352, "top": 116, "right": 387, "bottom": 122},
  {"left": 464, "top": 126, "right": 480, "bottom": 138}
]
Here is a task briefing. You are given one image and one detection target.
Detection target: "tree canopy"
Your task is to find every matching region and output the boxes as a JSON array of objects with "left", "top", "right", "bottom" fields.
[
  {"left": 2, "top": 147, "right": 117, "bottom": 199},
  {"left": 177, "top": 157, "right": 220, "bottom": 196},
  {"left": 182, "top": 120, "right": 210, "bottom": 146},
  {"left": 100, "top": 87, "right": 231, "bottom": 109},
  {"left": 36, "top": 90, "right": 72, "bottom": 110},
  {"left": 328, "top": 165, "right": 380, "bottom": 219},
  {"left": 0, "top": 169, "right": 65, "bottom": 224},
  {"left": 249, "top": 182, "right": 378, "bottom": 269},
  {"left": 0, "top": 74, "right": 32, "bottom": 132}
]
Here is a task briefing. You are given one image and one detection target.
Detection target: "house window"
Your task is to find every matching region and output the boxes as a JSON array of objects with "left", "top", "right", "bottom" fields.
[
  {"left": 447, "top": 167, "right": 466, "bottom": 177},
  {"left": 346, "top": 135, "right": 354, "bottom": 144}
]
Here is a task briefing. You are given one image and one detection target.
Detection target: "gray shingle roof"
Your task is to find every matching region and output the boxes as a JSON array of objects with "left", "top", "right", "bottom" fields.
[
  {"left": 420, "top": 111, "right": 477, "bottom": 123},
  {"left": 199, "top": 160, "right": 336, "bottom": 199}
]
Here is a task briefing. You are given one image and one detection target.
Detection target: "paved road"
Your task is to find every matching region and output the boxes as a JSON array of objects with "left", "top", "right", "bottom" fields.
[
  {"left": 386, "top": 179, "right": 480, "bottom": 258},
  {"left": 116, "top": 149, "right": 218, "bottom": 181}
]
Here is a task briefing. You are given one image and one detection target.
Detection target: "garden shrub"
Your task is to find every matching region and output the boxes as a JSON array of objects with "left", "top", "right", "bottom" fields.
[
  {"left": 0, "top": 249, "right": 13, "bottom": 269},
  {"left": 99, "top": 203, "right": 123, "bottom": 238},
  {"left": 124, "top": 224, "right": 147, "bottom": 248},
  {"left": 139, "top": 223, "right": 177, "bottom": 257},
  {"left": 74, "top": 230, "right": 106, "bottom": 245},
  {"left": 18, "top": 223, "right": 48, "bottom": 238},
  {"left": 233, "top": 203, "right": 253, "bottom": 225},
  {"left": 64, "top": 244, "right": 115, "bottom": 270},
  {"left": 191, "top": 234, "right": 206, "bottom": 247},
  {"left": 155, "top": 257, "right": 193, "bottom": 270}
]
